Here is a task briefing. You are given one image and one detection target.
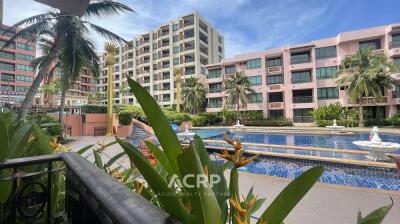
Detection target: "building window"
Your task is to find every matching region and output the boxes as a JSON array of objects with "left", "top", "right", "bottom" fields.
[
  {"left": 173, "top": 46, "right": 179, "bottom": 54},
  {"left": 0, "top": 51, "right": 15, "bottom": 60},
  {"left": 16, "top": 42, "right": 34, "bottom": 51},
  {"left": 316, "top": 66, "right": 337, "bottom": 79},
  {"left": 248, "top": 75, "right": 262, "bottom": 86},
  {"left": 267, "top": 74, "right": 283, "bottom": 85},
  {"left": 153, "top": 53, "right": 157, "bottom": 60},
  {"left": 246, "top": 58, "right": 261, "bottom": 69},
  {"left": 359, "top": 39, "right": 381, "bottom": 50},
  {"left": 153, "top": 85, "right": 158, "bottom": 91},
  {"left": 1, "top": 85, "right": 14, "bottom": 91},
  {"left": 207, "top": 69, "right": 221, "bottom": 79},
  {"left": 16, "top": 86, "right": 29, "bottom": 92},
  {"left": 173, "top": 58, "right": 179, "bottom": 65},
  {"left": 0, "top": 62, "right": 15, "bottom": 71},
  {"left": 218, "top": 46, "right": 222, "bottom": 53},
  {"left": 152, "top": 33, "right": 157, "bottom": 39},
  {"left": 0, "top": 40, "right": 15, "bottom": 49},
  {"left": 208, "top": 97, "right": 222, "bottom": 108},
  {"left": 225, "top": 65, "right": 235, "bottom": 74},
  {"left": 269, "top": 110, "right": 284, "bottom": 119},
  {"left": 290, "top": 51, "right": 310, "bottom": 64},
  {"left": 315, "top": 46, "right": 337, "bottom": 59},
  {"left": 153, "top": 64, "right": 158, "bottom": 70},
  {"left": 209, "top": 83, "right": 222, "bottom": 93},
  {"left": 317, "top": 87, "right": 339, "bottom": 100},
  {"left": 201, "top": 67, "right": 206, "bottom": 75},
  {"left": 153, "top": 73, "right": 158, "bottom": 81},
  {"left": 267, "top": 57, "right": 282, "bottom": 67},
  {"left": 173, "top": 35, "right": 179, "bottom": 43},
  {"left": 172, "top": 24, "right": 179, "bottom": 31},
  {"left": 394, "top": 57, "right": 400, "bottom": 65},
  {"left": 293, "top": 108, "right": 313, "bottom": 122},
  {"left": 218, "top": 36, "right": 222, "bottom": 44},
  {"left": 152, "top": 43, "right": 157, "bottom": 49},
  {"left": 391, "top": 33, "right": 400, "bottom": 48},
  {"left": 16, "top": 64, "right": 34, "bottom": 72},
  {"left": 291, "top": 70, "right": 312, "bottom": 84},
  {"left": 248, "top": 93, "right": 263, "bottom": 103},
  {"left": 268, "top": 92, "right": 283, "bottom": 102},
  {"left": 163, "top": 72, "right": 170, "bottom": 79},
  {"left": 16, "top": 75, "right": 34, "bottom": 82}
]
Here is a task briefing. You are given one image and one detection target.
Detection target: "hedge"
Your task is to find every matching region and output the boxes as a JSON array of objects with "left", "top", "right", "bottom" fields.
[
  {"left": 118, "top": 110, "right": 133, "bottom": 125},
  {"left": 245, "top": 118, "right": 293, "bottom": 126},
  {"left": 81, "top": 104, "right": 107, "bottom": 114}
]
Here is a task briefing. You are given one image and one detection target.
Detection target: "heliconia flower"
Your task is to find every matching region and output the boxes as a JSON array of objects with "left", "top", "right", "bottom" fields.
[
  {"left": 135, "top": 181, "right": 144, "bottom": 194},
  {"left": 236, "top": 154, "right": 258, "bottom": 168},
  {"left": 229, "top": 197, "right": 247, "bottom": 217}
]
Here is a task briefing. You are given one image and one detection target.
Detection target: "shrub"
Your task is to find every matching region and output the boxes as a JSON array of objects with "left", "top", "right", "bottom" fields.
[
  {"left": 81, "top": 104, "right": 107, "bottom": 114},
  {"left": 118, "top": 110, "right": 133, "bottom": 125},
  {"left": 245, "top": 118, "right": 293, "bottom": 126},
  {"left": 164, "top": 110, "right": 191, "bottom": 125},
  {"left": 198, "top": 112, "right": 222, "bottom": 125},
  {"left": 221, "top": 109, "right": 236, "bottom": 123},
  {"left": 192, "top": 115, "right": 207, "bottom": 127},
  {"left": 29, "top": 113, "right": 63, "bottom": 136},
  {"left": 311, "top": 103, "right": 359, "bottom": 127},
  {"left": 386, "top": 113, "right": 400, "bottom": 126}
]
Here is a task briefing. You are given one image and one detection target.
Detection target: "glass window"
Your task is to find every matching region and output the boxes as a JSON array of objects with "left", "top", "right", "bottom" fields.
[
  {"left": 152, "top": 33, "right": 157, "bottom": 39},
  {"left": 269, "top": 110, "right": 284, "bottom": 119},
  {"left": 293, "top": 108, "right": 313, "bottom": 117},
  {"left": 153, "top": 64, "right": 158, "bottom": 70},
  {"left": 209, "top": 83, "right": 222, "bottom": 93},
  {"left": 315, "top": 46, "right": 337, "bottom": 59},
  {"left": 394, "top": 57, "right": 400, "bottom": 65},
  {"left": 16, "top": 86, "right": 29, "bottom": 92},
  {"left": 248, "top": 93, "right": 263, "bottom": 103},
  {"left": 248, "top": 75, "right": 262, "bottom": 86},
  {"left": 153, "top": 85, "right": 158, "bottom": 91},
  {"left": 267, "top": 74, "right": 283, "bottom": 84},
  {"left": 16, "top": 75, "right": 33, "bottom": 82},
  {"left": 208, "top": 97, "right": 222, "bottom": 108},
  {"left": 1, "top": 85, "right": 14, "bottom": 91},
  {"left": 173, "top": 58, "right": 179, "bottom": 65},
  {"left": 246, "top": 58, "right": 261, "bottom": 69},
  {"left": 153, "top": 73, "right": 158, "bottom": 81},
  {"left": 208, "top": 69, "right": 221, "bottom": 79},
  {"left": 316, "top": 66, "right": 337, "bottom": 79},
  {"left": 173, "top": 46, "right": 179, "bottom": 54},
  {"left": 359, "top": 39, "right": 381, "bottom": 50},
  {"left": 392, "top": 33, "right": 400, "bottom": 48},
  {"left": 153, "top": 53, "right": 157, "bottom": 60},
  {"left": 317, "top": 87, "right": 339, "bottom": 100},
  {"left": 172, "top": 24, "right": 179, "bottom": 31},
  {"left": 291, "top": 70, "right": 312, "bottom": 83},
  {"left": 163, "top": 72, "right": 170, "bottom": 79},
  {"left": 267, "top": 57, "right": 282, "bottom": 67},
  {"left": 268, "top": 92, "right": 283, "bottom": 102},
  {"left": 290, "top": 51, "right": 310, "bottom": 64},
  {"left": 16, "top": 42, "right": 34, "bottom": 51},
  {"left": 225, "top": 65, "right": 235, "bottom": 74},
  {"left": 0, "top": 40, "right": 15, "bottom": 49},
  {"left": 201, "top": 67, "right": 206, "bottom": 75},
  {"left": 0, "top": 51, "right": 15, "bottom": 59},
  {"left": 0, "top": 62, "right": 15, "bottom": 71},
  {"left": 152, "top": 43, "right": 157, "bottom": 49},
  {"left": 173, "top": 35, "right": 179, "bottom": 42}
]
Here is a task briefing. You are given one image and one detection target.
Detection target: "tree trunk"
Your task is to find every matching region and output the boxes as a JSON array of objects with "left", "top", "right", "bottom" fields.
[
  {"left": 359, "top": 105, "right": 364, "bottom": 127},
  {"left": 17, "top": 33, "right": 65, "bottom": 120},
  {"left": 236, "top": 93, "right": 240, "bottom": 122},
  {"left": 58, "top": 83, "right": 67, "bottom": 143}
]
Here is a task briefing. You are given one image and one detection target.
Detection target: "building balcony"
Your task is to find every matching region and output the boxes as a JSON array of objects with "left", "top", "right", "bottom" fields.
[
  {"left": 0, "top": 153, "right": 176, "bottom": 224},
  {"left": 389, "top": 41, "right": 400, "bottom": 49},
  {"left": 268, "top": 102, "right": 284, "bottom": 110},
  {"left": 290, "top": 57, "right": 311, "bottom": 65},
  {"left": 346, "top": 96, "right": 388, "bottom": 105},
  {"left": 292, "top": 96, "right": 313, "bottom": 103},
  {"left": 268, "top": 84, "right": 283, "bottom": 92},
  {"left": 184, "top": 21, "right": 194, "bottom": 27},
  {"left": 293, "top": 116, "right": 314, "bottom": 123}
]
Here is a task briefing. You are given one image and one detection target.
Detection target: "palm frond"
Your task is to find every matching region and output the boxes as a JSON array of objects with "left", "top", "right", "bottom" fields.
[
  {"left": 84, "top": 0, "right": 134, "bottom": 17},
  {"left": 85, "top": 22, "right": 127, "bottom": 43}
]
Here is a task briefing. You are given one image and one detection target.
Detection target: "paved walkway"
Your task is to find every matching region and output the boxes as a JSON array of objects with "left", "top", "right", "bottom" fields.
[{"left": 67, "top": 136, "right": 400, "bottom": 224}]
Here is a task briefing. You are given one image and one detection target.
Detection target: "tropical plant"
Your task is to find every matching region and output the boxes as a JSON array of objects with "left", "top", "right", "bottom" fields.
[
  {"left": 41, "top": 78, "right": 62, "bottom": 106},
  {"left": 2, "top": 0, "right": 133, "bottom": 120},
  {"left": 119, "top": 81, "right": 131, "bottom": 105},
  {"left": 174, "top": 67, "right": 183, "bottom": 112},
  {"left": 88, "top": 92, "right": 105, "bottom": 104},
  {"left": 224, "top": 72, "right": 255, "bottom": 122},
  {"left": 336, "top": 48, "right": 400, "bottom": 127},
  {"left": 182, "top": 77, "right": 207, "bottom": 114},
  {"left": 311, "top": 102, "right": 359, "bottom": 127}
]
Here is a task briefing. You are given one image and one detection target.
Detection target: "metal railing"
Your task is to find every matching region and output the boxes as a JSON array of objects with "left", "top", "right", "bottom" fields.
[
  {"left": 347, "top": 96, "right": 388, "bottom": 104},
  {"left": 290, "top": 57, "right": 311, "bottom": 64},
  {"left": 0, "top": 153, "right": 177, "bottom": 224},
  {"left": 292, "top": 96, "right": 313, "bottom": 103},
  {"left": 389, "top": 40, "right": 400, "bottom": 49},
  {"left": 293, "top": 116, "right": 314, "bottom": 123}
]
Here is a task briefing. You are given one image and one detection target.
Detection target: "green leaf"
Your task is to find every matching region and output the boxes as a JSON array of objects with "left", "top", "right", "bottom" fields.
[
  {"left": 77, "top": 144, "right": 94, "bottom": 155},
  {"left": 104, "top": 151, "right": 126, "bottom": 168},
  {"left": 229, "top": 168, "right": 239, "bottom": 224},
  {"left": 145, "top": 141, "right": 175, "bottom": 176},
  {"left": 210, "top": 161, "right": 229, "bottom": 223},
  {"left": 93, "top": 149, "right": 103, "bottom": 169},
  {"left": 193, "top": 135, "right": 211, "bottom": 170},
  {"left": 117, "top": 138, "right": 194, "bottom": 224},
  {"left": 357, "top": 198, "right": 393, "bottom": 224},
  {"left": 127, "top": 77, "right": 181, "bottom": 176},
  {"left": 177, "top": 145, "right": 222, "bottom": 224},
  {"left": 0, "top": 169, "right": 12, "bottom": 203},
  {"left": 0, "top": 117, "right": 9, "bottom": 161},
  {"left": 9, "top": 121, "right": 34, "bottom": 159},
  {"left": 257, "top": 166, "right": 324, "bottom": 224}
]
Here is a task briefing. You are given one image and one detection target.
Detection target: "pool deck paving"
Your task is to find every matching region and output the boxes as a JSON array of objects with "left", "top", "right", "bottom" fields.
[{"left": 67, "top": 136, "right": 400, "bottom": 224}]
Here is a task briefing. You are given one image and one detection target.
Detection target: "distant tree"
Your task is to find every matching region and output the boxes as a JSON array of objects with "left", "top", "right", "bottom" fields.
[
  {"left": 119, "top": 81, "right": 130, "bottom": 105},
  {"left": 336, "top": 48, "right": 400, "bottom": 127},
  {"left": 181, "top": 77, "right": 207, "bottom": 114}
]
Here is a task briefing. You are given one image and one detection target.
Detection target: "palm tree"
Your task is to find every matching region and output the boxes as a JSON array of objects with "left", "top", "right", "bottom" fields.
[
  {"left": 174, "top": 67, "right": 183, "bottom": 112},
  {"left": 2, "top": 0, "right": 133, "bottom": 120},
  {"left": 336, "top": 48, "right": 400, "bottom": 127},
  {"left": 181, "top": 77, "right": 207, "bottom": 114},
  {"left": 119, "top": 81, "right": 130, "bottom": 105},
  {"left": 88, "top": 92, "right": 104, "bottom": 104},
  {"left": 224, "top": 72, "right": 255, "bottom": 123}
]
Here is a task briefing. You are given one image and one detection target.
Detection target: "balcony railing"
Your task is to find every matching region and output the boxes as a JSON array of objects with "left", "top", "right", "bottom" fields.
[
  {"left": 291, "top": 78, "right": 312, "bottom": 84},
  {"left": 347, "top": 96, "right": 388, "bottom": 104},
  {"left": 208, "top": 88, "right": 223, "bottom": 93},
  {"left": 184, "top": 34, "right": 194, "bottom": 39},
  {"left": 292, "top": 96, "right": 313, "bottom": 103},
  {"left": 293, "top": 116, "right": 314, "bottom": 123},
  {"left": 184, "top": 21, "right": 194, "bottom": 27},
  {"left": 0, "top": 153, "right": 177, "bottom": 224},
  {"left": 290, "top": 57, "right": 311, "bottom": 64},
  {"left": 389, "top": 40, "right": 400, "bottom": 49},
  {"left": 207, "top": 103, "right": 222, "bottom": 108},
  {"left": 185, "top": 46, "right": 194, "bottom": 51}
]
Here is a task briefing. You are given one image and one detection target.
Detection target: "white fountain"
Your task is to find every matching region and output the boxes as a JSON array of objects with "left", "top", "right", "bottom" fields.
[
  {"left": 353, "top": 126, "right": 400, "bottom": 161},
  {"left": 177, "top": 124, "right": 195, "bottom": 142},
  {"left": 326, "top": 119, "right": 345, "bottom": 133},
  {"left": 233, "top": 119, "right": 244, "bottom": 128}
]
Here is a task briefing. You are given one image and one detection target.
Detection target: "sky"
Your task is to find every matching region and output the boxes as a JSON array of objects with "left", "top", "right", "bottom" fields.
[{"left": 3, "top": 0, "right": 400, "bottom": 58}]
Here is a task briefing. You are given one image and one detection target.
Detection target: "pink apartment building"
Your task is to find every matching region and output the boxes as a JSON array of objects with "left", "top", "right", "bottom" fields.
[{"left": 205, "top": 23, "right": 400, "bottom": 124}]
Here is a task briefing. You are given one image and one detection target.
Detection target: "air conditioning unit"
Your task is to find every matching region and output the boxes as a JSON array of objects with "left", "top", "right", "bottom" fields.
[{"left": 34, "top": 0, "right": 90, "bottom": 17}]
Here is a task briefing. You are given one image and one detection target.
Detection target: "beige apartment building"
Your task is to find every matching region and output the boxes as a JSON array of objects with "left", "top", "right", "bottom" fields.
[{"left": 98, "top": 12, "right": 224, "bottom": 106}]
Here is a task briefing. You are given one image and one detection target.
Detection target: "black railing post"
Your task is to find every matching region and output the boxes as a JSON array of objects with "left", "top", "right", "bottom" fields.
[
  {"left": 11, "top": 168, "right": 17, "bottom": 224},
  {"left": 47, "top": 162, "right": 52, "bottom": 224}
]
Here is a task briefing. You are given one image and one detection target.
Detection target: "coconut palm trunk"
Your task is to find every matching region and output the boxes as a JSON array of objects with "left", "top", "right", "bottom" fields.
[
  {"left": 58, "top": 82, "right": 68, "bottom": 142},
  {"left": 236, "top": 93, "right": 240, "bottom": 122},
  {"left": 18, "top": 34, "right": 65, "bottom": 120},
  {"left": 358, "top": 103, "right": 364, "bottom": 127}
]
